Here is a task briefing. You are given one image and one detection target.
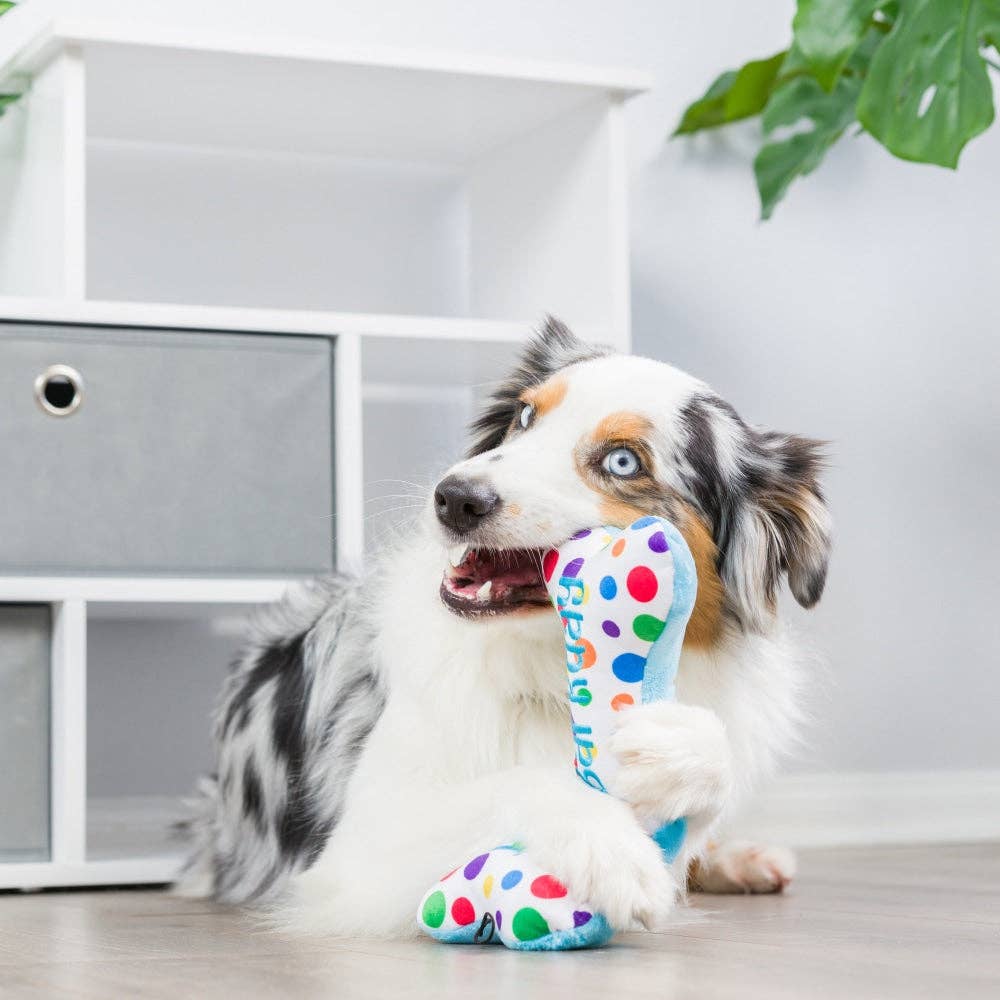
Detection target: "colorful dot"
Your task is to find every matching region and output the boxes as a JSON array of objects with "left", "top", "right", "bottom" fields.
[
  {"left": 501, "top": 869, "right": 523, "bottom": 890},
  {"left": 421, "top": 890, "right": 446, "bottom": 929},
  {"left": 648, "top": 531, "right": 668, "bottom": 553},
  {"left": 602, "top": 619, "right": 620, "bottom": 638},
  {"left": 599, "top": 575, "right": 617, "bottom": 599},
  {"left": 611, "top": 538, "right": 626, "bottom": 557},
  {"left": 495, "top": 910, "right": 503, "bottom": 930},
  {"left": 530, "top": 874, "right": 568, "bottom": 899},
  {"left": 564, "top": 556, "right": 585, "bottom": 578},
  {"left": 580, "top": 638, "right": 597, "bottom": 669},
  {"left": 611, "top": 692, "right": 635, "bottom": 711},
  {"left": 633, "top": 614, "right": 666, "bottom": 642},
  {"left": 542, "top": 549, "right": 559, "bottom": 582},
  {"left": 573, "top": 910, "right": 593, "bottom": 927},
  {"left": 512, "top": 906, "right": 550, "bottom": 942},
  {"left": 571, "top": 528, "right": 592, "bottom": 539},
  {"left": 632, "top": 516, "right": 658, "bottom": 528},
  {"left": 483, "top": 874, "right": 495, "bottom": 899},
  {"left": 452, "top": 897, "right": 476, "bottom": 926},
  {"left": 464, "top": 853, "right": 489, "bottom": 879},
  {"left": 627, "top": 565, "right": 658, "bottom": 602},
  {"left": 612, "top": 652, "right": 646, "bottom": 683}
]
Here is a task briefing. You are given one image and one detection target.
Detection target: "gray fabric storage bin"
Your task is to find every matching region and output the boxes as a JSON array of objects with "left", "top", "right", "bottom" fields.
[
  {"left": 0, "top": 605, "right": 50, "bottom": 862},
  {"left": 0, "top": 324, "right": 335, "bottom": 575}
]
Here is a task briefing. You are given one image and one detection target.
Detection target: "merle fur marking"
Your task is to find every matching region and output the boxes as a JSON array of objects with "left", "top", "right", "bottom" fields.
[
  {"left": 679, "top": 393, "right": 830, "bottom": 630},
  {"left": 179, "top": 576, "right": 386, "bottom": 903}
]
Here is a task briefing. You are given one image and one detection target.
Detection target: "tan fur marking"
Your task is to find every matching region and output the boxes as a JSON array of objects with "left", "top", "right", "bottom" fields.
[
  {"left": 597, "top": 499, "right": 647, "bottom": 528},
  {"left": 506, "top": 502, "right": 522, "bottom": 517},
  {"left": 522, "top": 375, "right": 568, "bottom": 416},
  {"left": 591, "top": 411, "right": 653, "bottom": 445},
  {"left": 677, "top": 505, "right": 725, "bottom": 649}
]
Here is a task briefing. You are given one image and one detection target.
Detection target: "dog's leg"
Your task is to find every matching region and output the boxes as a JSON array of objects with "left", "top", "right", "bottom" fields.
[
  {"left": 688, "top": 840, "right": 796, "bottom": 894},
  {"left": 607, "top": 701, "right": 734, "bottom": 840},
  {"left": 280, "top": 762, "right": 679, "bottom": 938}
]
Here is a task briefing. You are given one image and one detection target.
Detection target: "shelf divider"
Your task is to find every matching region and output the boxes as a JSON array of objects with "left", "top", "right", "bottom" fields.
[{"left": 50, "top": 599, "right": 87, "bottom": 866}]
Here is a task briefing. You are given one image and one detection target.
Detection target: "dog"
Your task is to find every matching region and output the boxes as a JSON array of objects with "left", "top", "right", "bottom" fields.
[{"left": 178, "top": 318, "right": 830, "bottom": 936}]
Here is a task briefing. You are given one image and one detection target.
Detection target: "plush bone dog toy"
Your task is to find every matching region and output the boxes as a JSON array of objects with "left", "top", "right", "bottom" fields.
[{"left": 417, "top": 516, "right": 697, "bottom": 950}]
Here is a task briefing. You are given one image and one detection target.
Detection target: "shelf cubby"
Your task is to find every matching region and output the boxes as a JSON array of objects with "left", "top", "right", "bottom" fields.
[{"left": 0, "top": 8, "right": 643, "bottom": 889}]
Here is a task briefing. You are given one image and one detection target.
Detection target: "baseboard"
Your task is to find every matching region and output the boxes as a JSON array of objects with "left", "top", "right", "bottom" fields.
[{"left": 728, "top": 770, "right": 1000, "bottom": 848}]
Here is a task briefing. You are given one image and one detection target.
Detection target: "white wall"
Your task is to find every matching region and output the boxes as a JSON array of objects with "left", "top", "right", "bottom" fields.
[{"left": 50, "top": 0, "right": 1000, "bottom": 777}]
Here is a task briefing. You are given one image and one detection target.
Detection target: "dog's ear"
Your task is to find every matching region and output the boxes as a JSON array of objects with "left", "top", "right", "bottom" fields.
[
  {"left": 466, "top": 316, "right": 611, "bottom": 456},
  {"left": 680, "top": 395, "right": 832, "bottom": 632}
]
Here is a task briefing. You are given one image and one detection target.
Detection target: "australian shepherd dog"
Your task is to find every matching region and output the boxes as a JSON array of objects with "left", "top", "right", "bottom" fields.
[{"left": 178, "top": 318, "right": 831, "bottom": 936}]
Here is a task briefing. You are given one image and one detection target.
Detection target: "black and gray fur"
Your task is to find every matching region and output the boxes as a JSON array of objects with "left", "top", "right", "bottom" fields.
[
  {"left": 676, "top": 393, "right": 831, "bottom": 632},
  {"left": 178, "top": 576, "right": 385, "bottom": 903}
]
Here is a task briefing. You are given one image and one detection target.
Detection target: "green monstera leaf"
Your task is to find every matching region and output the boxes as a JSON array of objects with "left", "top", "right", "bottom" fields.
[
  {"left": 754, "top": 76, "right": 860, "bottom": 219},
  {"left": 673, "top": 51, "right": 787, "bottom": 135},
  {"left": 0, "top": 2, "right": 16, "bottom": 15},
  {"left": 792, "top": 0, "right": 883, "bottom": 90},
  {"left": 857, "top": 0, "right": 1000, "bottom": 168},
  {"left": 674, "top": 0, "right": 1000, "bottom": 218},
  {"left": 754, "top": 31, "right": 878, "bottom": 218}
]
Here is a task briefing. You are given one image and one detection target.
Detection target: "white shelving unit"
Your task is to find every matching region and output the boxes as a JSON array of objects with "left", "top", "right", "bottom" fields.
[{"left": 0, "top": 6, "right": 645, "bottom": 889}]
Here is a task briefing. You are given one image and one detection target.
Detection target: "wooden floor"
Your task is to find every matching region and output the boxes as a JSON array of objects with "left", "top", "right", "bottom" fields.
[{"left": 0, "top": 843, "right": 997, "bottom": 999}]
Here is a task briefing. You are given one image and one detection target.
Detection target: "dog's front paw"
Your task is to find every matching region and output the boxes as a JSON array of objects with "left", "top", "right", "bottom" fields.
[
  {"left": 608, "top": 702, "right": 733, "bottom": 829},
  {"left": 523, "top": 793, "right": 679, "bottom": 931}
]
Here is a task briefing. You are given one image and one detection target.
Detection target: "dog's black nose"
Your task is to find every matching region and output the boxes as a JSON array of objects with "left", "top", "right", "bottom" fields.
[{"left": 434, "top": 475, "right": 500, "bottom": 535}]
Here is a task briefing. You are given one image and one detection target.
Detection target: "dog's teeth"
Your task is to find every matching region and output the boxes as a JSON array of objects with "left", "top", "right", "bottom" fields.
[
  {"left": 449, "top": 544, "right": 469, "bottom": 568},
  {"left": 476, "top": 580, "right": 493, "bottom": 601}
]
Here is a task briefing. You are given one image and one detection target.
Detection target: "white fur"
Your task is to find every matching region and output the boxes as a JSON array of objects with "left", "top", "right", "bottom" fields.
[{"left": 268, "top": 353, "right": 815, "bottom": 936}]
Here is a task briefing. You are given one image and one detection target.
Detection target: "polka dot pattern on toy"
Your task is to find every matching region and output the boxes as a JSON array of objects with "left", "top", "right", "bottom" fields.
[
  {"left": 612, "top": 652, "right": 646, "bottom": 683},
  {"left": 544, "top": 515, "right": 687, "bottom": 794},
  {"left": 633, "top": 614, "right": 665, "bottom": 642},
  {"left": 452, "top": 897, "right": 475, "bottom": 925},
  {"left": 530, "top": 874, "right": 568, "bottom": 899},
  {"left": 464, "top": 853, "right": 489, "bottom": 879},
  {"left": 501, "top": 870, "right": 522, "bottom": 890},
  {"left": 543, "top": 549, "right": 559, "bottom": 582},
  {"left": 648, "top": 531, "right": 669, "bottom": 553},
  {"left": 512, "top": 907, "right": 550, "bottom": 942},
  {"left": 422, "top": 891, "right": 446, "bottom": 929},
  {"left": 417, "top": 846, "right": 613, "bottom": 950},
  {"left": 626, "top": 565, "right": 658, "bottom": 602}
]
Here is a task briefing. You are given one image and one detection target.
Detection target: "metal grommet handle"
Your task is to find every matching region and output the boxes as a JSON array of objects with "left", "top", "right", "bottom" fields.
[{"left": 34, "top": 364, "right": 84, "bottom": 417}]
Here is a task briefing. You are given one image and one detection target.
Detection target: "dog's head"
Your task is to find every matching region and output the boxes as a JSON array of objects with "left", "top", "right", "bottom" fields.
[{"left": 434, "top": 319, "right": 831, "bottom": 643}]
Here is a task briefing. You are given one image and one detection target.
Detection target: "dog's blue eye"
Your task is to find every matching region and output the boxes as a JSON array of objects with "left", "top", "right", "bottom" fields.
[
  {"left": 519, "top": 403, "right": 535, "bottom": 430},
  {"left": 602, "top": 447, "right": 641, "bottom": 477}
]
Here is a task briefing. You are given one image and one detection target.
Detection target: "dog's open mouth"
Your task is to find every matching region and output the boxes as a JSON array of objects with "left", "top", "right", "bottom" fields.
[{"left": 440, "top": 545, "right": 552, "bottom": 617}]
